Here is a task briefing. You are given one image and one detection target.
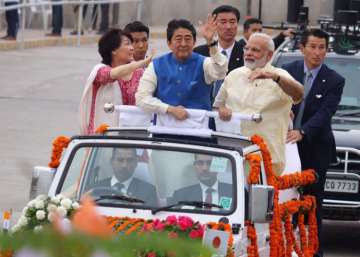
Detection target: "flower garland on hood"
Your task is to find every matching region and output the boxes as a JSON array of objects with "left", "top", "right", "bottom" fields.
[
  {"left": 246, "top": 135, "right": 318, "bottom": 257},
  {"left": 48, "top": 124, "right": 110, "bottom": 169}
]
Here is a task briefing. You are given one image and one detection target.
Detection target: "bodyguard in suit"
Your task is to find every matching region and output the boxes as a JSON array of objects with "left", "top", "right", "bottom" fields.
[
  {"left": 193, "top": 5, "right": 243, "bottom": 101},
  {"left": 171, "top": 154, "right": 232, "bottom": 208},
  {"left": 238, "top": 18, "right": 295, "bottom": 50},
  {"left": 94, "top": 148, "right": 157, "bottom": 206},
  {"left": 283, "top": 29, "right": 345, "bottom": 257}
]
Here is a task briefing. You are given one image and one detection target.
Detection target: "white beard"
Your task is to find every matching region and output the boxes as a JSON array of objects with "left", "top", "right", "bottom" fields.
[{"left": 244, "top": 55, "right": 268, "bottom": 70}]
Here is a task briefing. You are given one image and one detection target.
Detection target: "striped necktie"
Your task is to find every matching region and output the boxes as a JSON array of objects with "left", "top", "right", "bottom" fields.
[{"left": 294, "top": 71, "right": 313, "bottom": 129}]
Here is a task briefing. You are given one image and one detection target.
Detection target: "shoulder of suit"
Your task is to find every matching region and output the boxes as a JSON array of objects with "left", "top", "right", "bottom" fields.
[
  {"left": 193, "top": 44, "right": 210, "bottom": 56},
  {"left": 321, "top": 63, "right": 345, "bottom": 81}
]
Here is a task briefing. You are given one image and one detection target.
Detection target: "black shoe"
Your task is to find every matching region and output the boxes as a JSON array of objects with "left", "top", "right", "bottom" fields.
[
  {"left": 1, "top": 35, "right": 16, "bottom": 40},
  {"left": 70, "top": 30, "right": 84, "bottom": 35},
  {"left": 45, "top": 32, "right": 61, "bottom": 37},
  {"left": 96, "top": 30, "right": 106, "bottom": 35}
]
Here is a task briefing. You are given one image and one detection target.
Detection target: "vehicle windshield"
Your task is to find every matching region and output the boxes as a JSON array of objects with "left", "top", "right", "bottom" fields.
[
  {"left": 274, "top": 55, "right": 360, "bottom": 111},
  {"left": 58, "top": 145, "right": 236, "bottom": 214}
]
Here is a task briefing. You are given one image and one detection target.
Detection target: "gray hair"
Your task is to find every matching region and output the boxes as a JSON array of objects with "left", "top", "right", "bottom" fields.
[{"left": 249, "top": 32, "right": 275, "bottom": 52}]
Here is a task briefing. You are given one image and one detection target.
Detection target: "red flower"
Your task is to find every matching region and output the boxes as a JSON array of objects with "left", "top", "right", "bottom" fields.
[
  {"left": 152, "top": 219, "right": 165, "bottom": 231},
  {"left": 147, "top": 252, "right": 156, "bottom": 257},
  {"left": 177, "top": 216, "right": 193, "bottom": 231},
  {"left": 165, "top": 215, "right": 177, "bottom": 226},
  {"left": 189, "top": 229, "right": 204, "bottom": 239}
]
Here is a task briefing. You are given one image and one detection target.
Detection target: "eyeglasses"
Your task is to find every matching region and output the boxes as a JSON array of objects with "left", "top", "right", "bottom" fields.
[{"left": 194, "top": 160, "right": 212, "bottom": 166}]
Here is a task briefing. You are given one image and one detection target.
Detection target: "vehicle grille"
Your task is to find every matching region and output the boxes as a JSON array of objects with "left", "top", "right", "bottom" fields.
[{"left": 329, "top": 151, "right": 360, "bottom": 173}]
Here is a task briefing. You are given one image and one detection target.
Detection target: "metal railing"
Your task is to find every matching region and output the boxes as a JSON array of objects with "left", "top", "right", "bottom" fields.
[{"left": 0, "top": 0, "right": 144, "bottom": 48}]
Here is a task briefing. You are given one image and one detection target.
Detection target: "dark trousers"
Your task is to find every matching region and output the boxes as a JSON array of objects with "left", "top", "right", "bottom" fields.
[
  {"left": 51, "top": 1, "right": 63, "bottom": 34},
  {"left": 99, "top": 3, "right": 109, "bottom": 32},
  {"left": 5, "top": 2, "right": 19, "bottom": 37},
  {"left": 297, "top": 139, "right": 332, "bottom": 257}
]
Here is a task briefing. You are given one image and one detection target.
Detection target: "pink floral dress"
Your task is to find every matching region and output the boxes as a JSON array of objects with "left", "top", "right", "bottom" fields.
[{"left": 87, "top": 66, "right": 144, "bottom": 133}]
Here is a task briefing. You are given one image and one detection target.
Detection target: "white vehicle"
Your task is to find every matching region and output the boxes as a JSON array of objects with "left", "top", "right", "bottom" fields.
[{"left": 30, "top": 106, "right": 307, "bottom": 257}]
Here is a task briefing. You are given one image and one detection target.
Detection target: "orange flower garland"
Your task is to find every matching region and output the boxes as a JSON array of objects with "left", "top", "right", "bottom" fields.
[
  {"left": 245, "top": 221, "right": 259, "bottom": 257},
  {"left": 246, "top": 134, "right": 318, "bottom": 257},
  {"left": 48, "top": 136, "right": 71, "bottom": 168},
  {"left": 95, "top": 123, "right": 109, "bottom": 134}
]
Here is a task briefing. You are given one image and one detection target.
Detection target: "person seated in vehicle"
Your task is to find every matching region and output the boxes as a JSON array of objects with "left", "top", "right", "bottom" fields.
[
  {"left": 135, "top": 17, "right": 228, "bottom": 120},
  {"left": 92, "top": 148, "right": 157, "bottom": 206},
  {"left": 169, "top": 154, "right": 232, "bottom": 209}
]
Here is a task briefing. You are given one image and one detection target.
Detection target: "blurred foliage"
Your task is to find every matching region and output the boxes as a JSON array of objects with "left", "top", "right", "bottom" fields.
[{"left": 0, "top": 227, "right": 213, "bottom": 257}]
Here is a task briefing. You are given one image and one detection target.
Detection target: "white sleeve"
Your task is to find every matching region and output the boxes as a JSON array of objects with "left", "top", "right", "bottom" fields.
[
  {"left": 203, "top": 50, "right": 228, "bottom": 84},
  {"left": 135, "top": 62, "right": 169, "bottom": 114}
]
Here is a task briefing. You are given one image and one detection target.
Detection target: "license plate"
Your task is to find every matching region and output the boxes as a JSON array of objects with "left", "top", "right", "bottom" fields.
[{"left": 325, "top": 179, "right": 359, "bottom": 193}]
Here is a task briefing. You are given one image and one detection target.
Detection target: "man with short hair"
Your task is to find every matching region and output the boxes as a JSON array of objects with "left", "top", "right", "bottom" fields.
[
  {"left": 238, "top": 17, "right": 295, "bottom": 49},
  {"left": 214, "top": 32, "right": 304, "bottom": 175},
  {"left": 124, "top": 21, "right": 150, "bottom": 61},
  {"left": 136, "top": 17, "right": 228, "bottom": 120},
  {"left": 170, "top": 154, "right": 232, "bottom": 207},
  {"left": 94, "top": 148, "right": 157, "bottom": 206},
  {"left": 284, "top": 29, "right": 345, "bottom": 257}
]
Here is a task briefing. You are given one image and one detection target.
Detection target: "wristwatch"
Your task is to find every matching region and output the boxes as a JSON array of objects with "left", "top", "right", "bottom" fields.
[
  {"left": 207, "top": 40, "right": 218, "bottom": 48},
  {"left": 299, "top": 129, "right": 305, "bottom": 136},
  {"left": 274, "top": 75, "right": 281, "bottom": 83}
]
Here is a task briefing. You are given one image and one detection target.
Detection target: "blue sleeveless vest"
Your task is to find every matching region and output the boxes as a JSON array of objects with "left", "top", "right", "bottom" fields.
[{"left": 153, "top": 52, "right": 211, "bottom": 110}]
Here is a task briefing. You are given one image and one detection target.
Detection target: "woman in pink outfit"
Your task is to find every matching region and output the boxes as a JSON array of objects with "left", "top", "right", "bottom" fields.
[{"left": 79, "top": 29, "right": 152, "bottom": 134}]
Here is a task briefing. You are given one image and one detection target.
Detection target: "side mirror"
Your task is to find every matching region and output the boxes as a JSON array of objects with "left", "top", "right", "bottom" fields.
[
  {"left": 248, "top": 185, "right": 274, "bottom": 223},
  {"left": 29, "top": 166, "right": 56, "bottom": 200}
]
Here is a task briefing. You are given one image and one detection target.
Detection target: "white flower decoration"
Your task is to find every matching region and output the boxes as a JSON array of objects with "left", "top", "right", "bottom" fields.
[
  {"left": 34, "top": 225, "right": 43, "bottom": 232},
  {"left": 11, "top": 224, "right": 21, "bottom": 233},
  {"left": 47, "top": 212, "right": 55, "bottom": 222},
  {"left": 60, "top": 199, "right": 72, "bottom": 210},
  {"left": 36, "top": 210, "right": 46, "bottom": 221},
  {"left": 57, "top": 206, "right": 67, "bottom": 217},
  {"left": 18, "top": 216, "right": 28, "bottom": 226},
  {"left": 72, "top": 202, "right": 80, "bottom": 209},
  {"left": 36, "top": 195, "right": 47, "bottom": 201},
  {"left": 22, "top": 206, "right": 29, "bottom": 216},
  {"left": 47, "top": 204, "right": 57, "bottom": 212},
  {"left": 35, "top": 200, "right": 45, "bottom": 209},
  {"left": 28, "top": 199, "right": 37, "bottom": 208}
]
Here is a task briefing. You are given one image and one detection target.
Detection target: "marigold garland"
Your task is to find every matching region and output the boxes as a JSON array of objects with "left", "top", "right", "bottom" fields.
[
  {"left": 48, "top": 136, "right": 71, "bottom": 168},
  {"left": 95, "top": 123, "right": 109, "bottom": 134},
  {"left": 245, "top": 134, "right": 318, "bottom": 257}
]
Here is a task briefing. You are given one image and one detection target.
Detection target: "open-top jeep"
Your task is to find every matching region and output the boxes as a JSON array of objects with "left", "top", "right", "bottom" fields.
[{"left": 29, "top": 106, "right": 317, "bottom": 257}]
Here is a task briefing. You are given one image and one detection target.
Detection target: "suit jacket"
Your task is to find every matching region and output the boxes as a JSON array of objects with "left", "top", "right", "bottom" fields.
[
  {"left": 193, "top": 41, "right": 244, "bottom": 73},
  {"left": 95, "top": 177, "right": 158, "bottom": 206},
  {"left": 238, "top": 33, "right": 285, "bottom": 51},
  {"left": 170, "top": 182, "right": 232, "bottom": 205},
  {"left": 283, "top": 60, "right": 345, "bottom": 177}
]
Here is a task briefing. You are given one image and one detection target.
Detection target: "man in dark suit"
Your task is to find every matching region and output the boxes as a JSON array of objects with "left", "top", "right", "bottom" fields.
[
  {"left": 283, "top": 29, "right": 345, "bottom": 257},
  {"left": 94, "top": 148, "right": 157, "bottom": 206},
  {"left": 238, "top": 18, "right": 295, "bottom": 50},
  {"left": 170, "top": 154, "right": 232, "bottom": 209},
  {"left": 193, "top": 5, "right": 243, "bottom": 102}
]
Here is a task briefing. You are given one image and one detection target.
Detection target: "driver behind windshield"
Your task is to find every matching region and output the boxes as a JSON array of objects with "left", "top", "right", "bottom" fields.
[
  {"left": 94, "top": 148, "right": 157, "bottom": 206},
  {"left": 170, "top": 154, "right": 232, "bottom": 209}
]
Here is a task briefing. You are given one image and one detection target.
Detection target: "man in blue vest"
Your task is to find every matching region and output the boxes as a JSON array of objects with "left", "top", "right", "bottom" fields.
[{"left": 136, "top": 17, "right": 228, "bottom": 120}]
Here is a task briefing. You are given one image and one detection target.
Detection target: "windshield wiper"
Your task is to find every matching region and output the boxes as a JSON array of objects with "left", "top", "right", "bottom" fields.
[
  {"left": 95, "top": 194, "right": 144, "bottom": 203},
  {"left": 151, "top": 201, "right": 223, "bottom": 214}
]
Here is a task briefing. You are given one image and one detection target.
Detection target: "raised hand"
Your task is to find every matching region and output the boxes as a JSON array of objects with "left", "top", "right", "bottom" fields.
[{"left": 198, "top": 14, "right": 217, "bottom": 44}]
